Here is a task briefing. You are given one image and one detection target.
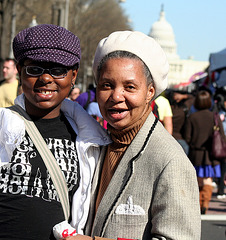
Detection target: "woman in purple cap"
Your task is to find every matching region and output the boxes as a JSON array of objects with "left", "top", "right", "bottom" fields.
[
  {"left": 62, "top": 31, "right": 201, "bottom": 240},
  {"left": 0, "top": 24, "right": 111, "bottom": 239}
]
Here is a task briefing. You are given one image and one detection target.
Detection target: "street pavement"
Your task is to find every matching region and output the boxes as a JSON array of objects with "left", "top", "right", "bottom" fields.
[{"left": 201, "top": 186, "right": 226, "bottom": 240}]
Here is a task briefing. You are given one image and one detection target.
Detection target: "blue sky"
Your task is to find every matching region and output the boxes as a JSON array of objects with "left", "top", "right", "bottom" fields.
[{"left": 121, "top": 0, "right": 226, "bottom": 61}]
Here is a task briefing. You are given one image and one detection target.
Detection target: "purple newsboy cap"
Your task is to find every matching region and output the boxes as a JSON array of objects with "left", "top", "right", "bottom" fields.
[{"left": 13, "top": 24, "right": 81, "bottom": 67}]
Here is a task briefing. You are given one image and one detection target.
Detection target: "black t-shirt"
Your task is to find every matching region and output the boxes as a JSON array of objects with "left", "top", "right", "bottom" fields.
[{"left": 0, "top": 113, "right": 80, "bottom": 240}]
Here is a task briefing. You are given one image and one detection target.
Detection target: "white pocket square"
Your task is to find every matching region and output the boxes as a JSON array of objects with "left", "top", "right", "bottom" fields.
[{"left": 115, "top": 195, "right": 145, "bottom": 215}]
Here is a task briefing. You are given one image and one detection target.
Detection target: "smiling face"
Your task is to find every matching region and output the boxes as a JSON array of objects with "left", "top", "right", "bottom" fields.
[
  {"left": 96, "top": 57, "right": 155, "bottom": 130},
  {"left": 17, "top": 60, "right": 78, "bottom": 118}
]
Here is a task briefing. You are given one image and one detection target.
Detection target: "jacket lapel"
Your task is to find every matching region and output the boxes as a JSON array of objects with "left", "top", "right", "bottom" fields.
[
  {"left": 85, "top": 145, "right": 107, "bottom": 235},
  {"left": 91, "top": 112, "right": 156, "bottom": 237},
  {"left": 92, "top": 145, "right": 134, "bottom": 236}
]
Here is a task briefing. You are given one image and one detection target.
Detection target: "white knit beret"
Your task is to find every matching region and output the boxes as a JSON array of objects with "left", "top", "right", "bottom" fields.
[{"left": 93, "top": 31, "right": 169, "bottom": 98}]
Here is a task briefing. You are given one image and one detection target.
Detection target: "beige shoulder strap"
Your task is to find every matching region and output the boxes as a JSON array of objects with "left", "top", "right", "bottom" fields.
[{"left": 10, "top": 104, "right": 70, "bottom": 220}]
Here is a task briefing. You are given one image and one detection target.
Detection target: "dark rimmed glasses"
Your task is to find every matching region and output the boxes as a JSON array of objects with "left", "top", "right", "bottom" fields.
[{"left": 24, "top": 66, "right": 69, "bottom": 79}]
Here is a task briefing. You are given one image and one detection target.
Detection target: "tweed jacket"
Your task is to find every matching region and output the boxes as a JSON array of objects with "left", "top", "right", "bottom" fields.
[{"left": 85, "top": 112, "right": 201, "bottom": 240}]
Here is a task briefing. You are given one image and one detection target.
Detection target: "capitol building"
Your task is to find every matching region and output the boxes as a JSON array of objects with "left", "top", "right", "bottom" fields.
[{"left": 149, "top": 7, "right": 209, "bottom": 88}]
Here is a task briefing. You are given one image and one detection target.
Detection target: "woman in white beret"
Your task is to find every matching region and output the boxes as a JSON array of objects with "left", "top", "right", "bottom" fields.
[{"left": 64, "top": 31, "right": 201, "bottom": 240}]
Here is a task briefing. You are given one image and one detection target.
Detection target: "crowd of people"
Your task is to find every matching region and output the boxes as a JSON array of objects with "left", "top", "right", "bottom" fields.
[
  {"left": 164, "top": 86, "right": 226, "bottom": 213},
  {"left": 0, "top": 23, "right": 225, "bottom": 240}
]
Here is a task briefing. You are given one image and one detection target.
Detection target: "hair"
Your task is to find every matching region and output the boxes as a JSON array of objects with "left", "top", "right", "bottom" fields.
[
  {"left": 194, "top": 90, "right": 212, "bottom": 110},
  {"left": 4, "top": 58, "right": 17, "bottom": 66},
  {"left": 97, "top": 50, "right": 154, "bottom": 87},
  {"left": 71, "top": 63, "right": 79, "bottom": 71}
]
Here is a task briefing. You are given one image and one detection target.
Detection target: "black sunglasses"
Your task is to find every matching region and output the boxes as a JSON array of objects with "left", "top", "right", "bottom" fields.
[{"left": 24, "top": 66, "right": 69, "bottom": 79}]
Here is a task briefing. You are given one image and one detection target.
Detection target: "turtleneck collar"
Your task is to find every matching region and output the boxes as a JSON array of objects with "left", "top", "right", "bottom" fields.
[{"left": 107, "top": 106, "right": 152, "bottom": 149}]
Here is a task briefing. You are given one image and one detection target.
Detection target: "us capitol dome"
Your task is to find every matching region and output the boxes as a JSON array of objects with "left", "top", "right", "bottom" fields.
[{"left": 149, "top": 6, "right": 208, "bottom": 89}]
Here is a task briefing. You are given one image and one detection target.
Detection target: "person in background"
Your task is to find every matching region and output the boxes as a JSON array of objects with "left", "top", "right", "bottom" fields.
[
  {"left": 62, "top": 30, "right": 201, "bottom": 240},
  {"left": 75, "top": 84, "right": 96, "bottom": 109},
  {"left": 155, "top": 94, "right": 173, "bottom": 134},
  {"left": 189, "top": 86, "right": 214, "bottom": 115},
  {"left": 0, "top": 24, "right": 110, "bottom": 240},
  {"left": 86, "top": 101, "right": 107, "bottom": 129},
  {"left": 214, "top": 87, "right": 226, "bottom": 199},
  {"left": 0, "top": 58, "right": 20, "bottom": 107},
  {"left": 167, "top": 90, "right": 194, "bottom": 155},
  {"left": 184, "top": 90, "right": 223, "bottom": 214},
  {"left": 68, "top": 86, "right": 80, "bottom": 101}
]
